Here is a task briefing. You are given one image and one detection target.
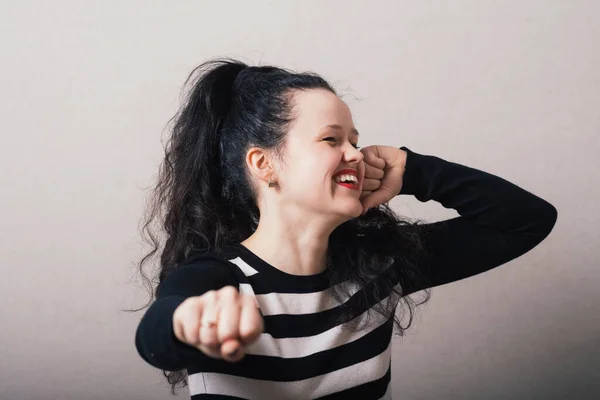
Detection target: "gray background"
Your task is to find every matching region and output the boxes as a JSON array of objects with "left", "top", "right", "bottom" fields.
[{"left": 1, "top": 1, "right": 598, "bottom": 399}]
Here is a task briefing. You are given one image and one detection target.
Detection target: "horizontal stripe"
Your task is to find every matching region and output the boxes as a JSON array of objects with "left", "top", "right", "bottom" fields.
[
  {"left": 187, "top": 316, "right": 394, "bottom": 381},
  {"left": 315, "top": 367, "right": 392, "bottom": 400},
  {"left": 189, "top": 340, "right": 392, "bottom": 399},
  {"left": 244, "top": 292, "right": 396, "bottom": 358},
  {"left": 260, "top": 282, "right": 401, "bottom": 338},
  {"left": 190, "top": 368, "right": 392, "bottom": 400},
  {"left": 238, "top": 280, "right": 361, "bottom": 316}
]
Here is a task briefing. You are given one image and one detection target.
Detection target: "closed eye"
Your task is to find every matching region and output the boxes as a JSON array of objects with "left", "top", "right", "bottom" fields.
[{"left": 323, "top": 137, "right": 361, "bottom": 150}]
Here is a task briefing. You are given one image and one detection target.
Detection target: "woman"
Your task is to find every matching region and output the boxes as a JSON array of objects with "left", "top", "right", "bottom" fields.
[{"left": 134, "top": 58, "right": 557, "bottom": 399}]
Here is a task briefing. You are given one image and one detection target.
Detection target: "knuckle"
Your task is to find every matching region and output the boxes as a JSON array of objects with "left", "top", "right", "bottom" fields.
[
  {"left": 219, "top": 328, "right": 237, "bottom": 343},
  {"left": 240, "top": 323, "right": 261, "bottom": 341},
  {"left": 183, "top": 326, "right": 199, "bottom": 346},
  {"left": 203, "top": 290, "right": 218, "bottom": 303},
  {"left": 186, "top": 296, "right": 203, "bottom": 310},
  {"left": 219, "top": 285, "right": 239, "bottom": 299},
  {"left": 241, "top": 314, "right": 263, "bottom": 339}
]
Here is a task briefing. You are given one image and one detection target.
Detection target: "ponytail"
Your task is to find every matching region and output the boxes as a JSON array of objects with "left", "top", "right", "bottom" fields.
[
  {"left": 158, "top": 59, "right": 249, "bottom": 273},
  {"left": 180, "top": 60, "right": 247, "bottom": 196}
]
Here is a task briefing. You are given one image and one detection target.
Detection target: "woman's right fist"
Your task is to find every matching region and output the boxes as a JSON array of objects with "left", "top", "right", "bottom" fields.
[{"left": 172, "top": 286, "right": 263, "bottom": 363}]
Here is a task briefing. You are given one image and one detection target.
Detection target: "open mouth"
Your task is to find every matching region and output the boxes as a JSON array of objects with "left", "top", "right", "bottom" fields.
[{"left": 333, "top": 174, "right": 360, "bottom": 190}]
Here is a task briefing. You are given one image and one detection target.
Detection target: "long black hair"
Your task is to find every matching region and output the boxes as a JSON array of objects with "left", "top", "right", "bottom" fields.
[{"left": 130, "top": 57, "right": 438, "bottom": 395}]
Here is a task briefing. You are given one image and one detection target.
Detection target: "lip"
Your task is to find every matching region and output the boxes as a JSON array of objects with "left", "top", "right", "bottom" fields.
[{"left": 333, "top": 168, "right": 358, "bottom": 178}]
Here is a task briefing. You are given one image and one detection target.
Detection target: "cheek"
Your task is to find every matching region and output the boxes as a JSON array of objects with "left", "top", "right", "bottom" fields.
[
  {"left": 287, "top": 163, "right": 334, "bottom": 197},
  {"left": 285, "top": 150, "right": 340, "bottom": 193}
]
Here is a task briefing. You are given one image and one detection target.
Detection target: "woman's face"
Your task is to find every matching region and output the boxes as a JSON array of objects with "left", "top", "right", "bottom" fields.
[{"left": 275, "top": 88, "right": 365, "bottom": 220}]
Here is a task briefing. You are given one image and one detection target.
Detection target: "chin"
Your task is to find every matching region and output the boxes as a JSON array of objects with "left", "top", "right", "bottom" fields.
[
  {"left": 337, "top": 203, "right": 363, "bottom": 219},
  {"left": 351, "top": 208, "right": 364, "bottom": 218}
]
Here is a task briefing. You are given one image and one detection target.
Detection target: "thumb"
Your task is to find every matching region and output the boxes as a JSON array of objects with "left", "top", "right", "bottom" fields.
[
  {"left": 221, "top": 338, "right": 244, "bottom": 361},
  {"left": 361, "top": 192, "right": 381, "bottom": 214},
  {"left": 361, "top": 185, "right": 397, "bottom": 214}
]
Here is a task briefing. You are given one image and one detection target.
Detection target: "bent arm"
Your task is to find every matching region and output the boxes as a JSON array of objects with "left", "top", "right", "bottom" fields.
[{"left": 398, "top": 146, "right": 558, "bottom": 296}]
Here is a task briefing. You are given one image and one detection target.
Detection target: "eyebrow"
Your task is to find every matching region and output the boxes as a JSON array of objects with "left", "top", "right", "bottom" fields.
[{"left": 325, "top": 124, "right": 360, "bottom": 136}]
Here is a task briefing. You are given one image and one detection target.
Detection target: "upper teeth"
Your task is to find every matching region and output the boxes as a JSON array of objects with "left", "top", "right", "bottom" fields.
[{"left": 334, "top": 174, "right": 358, "bottom": 183}]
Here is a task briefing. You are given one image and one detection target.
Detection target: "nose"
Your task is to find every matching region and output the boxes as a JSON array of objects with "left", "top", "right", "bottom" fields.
[{"left": 343, "top": 143, "right": 364, "bottom": 164}]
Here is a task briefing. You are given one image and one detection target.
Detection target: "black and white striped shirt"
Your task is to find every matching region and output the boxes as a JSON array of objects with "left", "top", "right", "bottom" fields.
[
  {"left": 186, "top": 243, "right": 397, "bottom": 399},
  {"left": 135, "top": 146, "right": 558, "bottom": 399}
]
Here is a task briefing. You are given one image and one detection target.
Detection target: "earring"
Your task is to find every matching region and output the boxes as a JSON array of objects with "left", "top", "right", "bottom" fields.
[{"left": 268, "top": 176, "right": 276, "bottom": 187}]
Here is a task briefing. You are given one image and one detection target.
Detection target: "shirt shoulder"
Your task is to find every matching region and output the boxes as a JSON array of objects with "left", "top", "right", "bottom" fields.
[{"left": 156, "top": 249, "right": 240, "bottom": 298}]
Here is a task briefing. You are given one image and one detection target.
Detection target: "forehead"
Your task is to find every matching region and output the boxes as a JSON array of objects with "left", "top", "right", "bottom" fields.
[{"left": 289, "top": 89, "right": 355, "bottom": 133}]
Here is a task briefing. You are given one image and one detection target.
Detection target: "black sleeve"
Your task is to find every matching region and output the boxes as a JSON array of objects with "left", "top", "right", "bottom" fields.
[
  {"left": 134, "top": 256, "right": 239, "bottom": 371},
  {"left": 397, "top": 146, "right": 558, "bottom": 296}
]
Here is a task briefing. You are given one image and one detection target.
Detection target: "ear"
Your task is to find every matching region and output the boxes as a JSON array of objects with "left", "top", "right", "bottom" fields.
[{"left": 245, "top": 146, "right": 276, "bottom": 184}]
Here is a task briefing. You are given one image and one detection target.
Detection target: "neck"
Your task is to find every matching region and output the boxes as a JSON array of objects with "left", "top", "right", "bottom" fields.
[{"left": 240, "top": 205, "right": 344, "bottom": 276}]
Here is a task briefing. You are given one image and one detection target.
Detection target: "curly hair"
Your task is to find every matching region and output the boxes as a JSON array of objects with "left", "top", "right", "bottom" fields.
[{"left": 127, "top": 57, "right": 440, "bottom": 395}]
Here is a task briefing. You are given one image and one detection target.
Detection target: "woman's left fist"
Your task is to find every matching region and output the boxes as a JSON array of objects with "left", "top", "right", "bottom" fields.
[{"left": 359, "top": 146, "right": 407, "bottom": 215}]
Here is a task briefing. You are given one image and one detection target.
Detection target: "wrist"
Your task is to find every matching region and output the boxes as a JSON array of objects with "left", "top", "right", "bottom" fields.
[{"left": 398, "top": 148, "right": 407, "bottom": 167}]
